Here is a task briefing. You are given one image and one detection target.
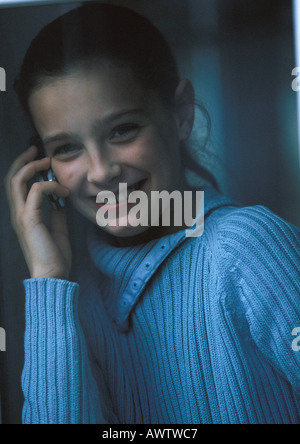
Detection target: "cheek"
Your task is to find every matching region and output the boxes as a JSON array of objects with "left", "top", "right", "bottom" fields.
[
  {"left": 52, "top": 163, "right": 83, "bottom": 191},
  {"left": 131, "top": 132, "right": 173, "bottom": 169}
]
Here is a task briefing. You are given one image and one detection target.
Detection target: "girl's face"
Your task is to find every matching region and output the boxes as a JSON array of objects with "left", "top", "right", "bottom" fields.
[{"left": 28, "top": 64, "right": 193, "bottom": 241}]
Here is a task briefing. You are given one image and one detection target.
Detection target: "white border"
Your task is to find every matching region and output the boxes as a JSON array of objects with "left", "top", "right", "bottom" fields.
[{"left": 293, "top": 0, "right": 300, "bottom": 167}]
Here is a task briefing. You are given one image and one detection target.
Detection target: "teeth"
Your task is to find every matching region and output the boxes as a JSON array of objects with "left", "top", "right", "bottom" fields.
[
  {"left": 116, "top": 191, "right": 128, "bottom": 204},
  {"left": 106, "top": 195, "right": 117, "bottom": 205},
  {"left": 116, "top": 185, "right": 137, "bottom": 204}
]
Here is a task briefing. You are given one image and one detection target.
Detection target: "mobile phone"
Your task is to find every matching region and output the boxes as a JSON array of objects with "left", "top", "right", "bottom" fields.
[{"left": 28, "top": 135, "right": 66, "bottom": 210}]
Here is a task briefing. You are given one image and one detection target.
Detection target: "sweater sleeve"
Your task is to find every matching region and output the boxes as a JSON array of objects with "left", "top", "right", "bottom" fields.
[
  {"left": 22, "top": 278, "right": 105, "bottom": 424},
  {"left": 218, "top": 206, "right": 300, "bottom": 394}
]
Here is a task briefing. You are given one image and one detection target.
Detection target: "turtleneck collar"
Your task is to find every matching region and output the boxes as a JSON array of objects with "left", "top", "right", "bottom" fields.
[{"left": 87, "top": 186, "right": 238, "bottom": 332}]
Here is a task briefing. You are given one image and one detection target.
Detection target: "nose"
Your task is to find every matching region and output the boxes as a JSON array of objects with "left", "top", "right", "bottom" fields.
[{"left": 86, "top": 145, "right": 121, "bottom": 185}]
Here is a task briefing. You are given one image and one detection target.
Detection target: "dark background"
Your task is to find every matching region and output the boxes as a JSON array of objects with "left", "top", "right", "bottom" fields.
[{"left": 0, "top": 0, "right": 299, "bottom": 424}]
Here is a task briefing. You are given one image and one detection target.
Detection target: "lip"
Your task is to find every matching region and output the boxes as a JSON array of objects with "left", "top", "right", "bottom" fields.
[{"left": 90, "top": 178, "right": 147, "bottom": 210}]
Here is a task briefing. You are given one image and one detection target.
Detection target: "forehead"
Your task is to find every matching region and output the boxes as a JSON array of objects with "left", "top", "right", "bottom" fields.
[{"left": 28, "top": 65, "right": 156, "bottom": 136}]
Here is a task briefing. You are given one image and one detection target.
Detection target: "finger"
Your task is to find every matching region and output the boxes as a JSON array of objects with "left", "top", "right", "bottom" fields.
[
  {"left": 12, "top": 156, "right": 51, "bottom": 187},
  {"left": 9, "top": 157, "right": 51, "bottom": 210},
  {"left": 5, "top": 145, "right": 43, "bottom": 205},
  {"left": 4, "top": 145, "right": 38, "bottom": 192},
  {"left": 25, "top": 181, "right": 70, "bottom": 213}
]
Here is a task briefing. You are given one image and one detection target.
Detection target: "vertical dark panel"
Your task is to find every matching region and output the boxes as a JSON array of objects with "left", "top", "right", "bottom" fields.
[{"left": 216, "top": 0, "right": 300, "bottom": 222}]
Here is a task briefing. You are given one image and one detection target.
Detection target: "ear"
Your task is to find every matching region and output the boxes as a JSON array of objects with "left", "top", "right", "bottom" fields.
[{"left": 174, "top": 79, "right": 195, "bottom": 141}]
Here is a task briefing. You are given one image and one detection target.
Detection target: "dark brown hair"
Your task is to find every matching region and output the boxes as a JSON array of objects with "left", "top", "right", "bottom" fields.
[{"left": 14, "top": 2, "right": 219, "bottom": 190}]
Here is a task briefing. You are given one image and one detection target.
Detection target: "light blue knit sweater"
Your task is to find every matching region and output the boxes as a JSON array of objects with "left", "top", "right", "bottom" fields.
[{"left": 22, "top": 188, "right": 300, "bottom": 424}]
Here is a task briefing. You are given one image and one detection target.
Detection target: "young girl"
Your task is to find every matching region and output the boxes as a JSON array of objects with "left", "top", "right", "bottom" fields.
[{"left": 4, "top": 3, "right": 300, "bottom": 424}]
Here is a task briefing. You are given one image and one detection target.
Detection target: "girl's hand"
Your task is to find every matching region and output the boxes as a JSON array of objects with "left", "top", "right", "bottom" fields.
[{"left": 4, "top": 145, "right": 71, "bottom": 280}]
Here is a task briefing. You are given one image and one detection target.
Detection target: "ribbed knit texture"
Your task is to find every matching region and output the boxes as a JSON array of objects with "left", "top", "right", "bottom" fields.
[
  {"left": 22, "top": 279, "right": 103, "bottom": 424},
  {"left": 22, "top": 188, "right": 300, "bottom": 424}
]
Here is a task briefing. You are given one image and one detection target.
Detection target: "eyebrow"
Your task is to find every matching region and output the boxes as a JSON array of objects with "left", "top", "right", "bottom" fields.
[{"left": 43, "top": 108, "right": 145, "bottom": 146}]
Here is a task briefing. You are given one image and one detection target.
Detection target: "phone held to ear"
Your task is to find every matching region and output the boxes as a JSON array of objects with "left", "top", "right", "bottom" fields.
[{"left": 28, "top": 135, "right": 66, "bottom": 210}]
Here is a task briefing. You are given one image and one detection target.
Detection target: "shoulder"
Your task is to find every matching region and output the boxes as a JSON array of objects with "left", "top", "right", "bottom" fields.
[
  {"left": 200, "top": 203, "right": 300, "bottom": 319},
  {"left": 196, "top": 203, "right": 300, "bottom": 303},
  {"left": 204, "top": 203, "right": 300, "bottom": 261}
]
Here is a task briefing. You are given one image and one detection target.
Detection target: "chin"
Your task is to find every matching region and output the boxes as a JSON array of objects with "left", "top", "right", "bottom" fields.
[
  {"left": 73, "top": 195, "right": 154, "bottom": 240},
  {"left": 100, "top": 222, "right": 149, "bottom": 238}
]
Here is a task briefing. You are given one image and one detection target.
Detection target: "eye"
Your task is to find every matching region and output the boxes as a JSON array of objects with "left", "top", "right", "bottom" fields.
[
  {"left": 109, "top": 124, "right": 140, "bottom": 143},
  {"left": 52, "top": 143, "right": 83, "bottom": 158}
]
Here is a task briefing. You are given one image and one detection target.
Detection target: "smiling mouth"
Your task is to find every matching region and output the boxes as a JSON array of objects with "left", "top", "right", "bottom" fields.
[{"left": 91, "top": 179, "right": 147, "bottom": 208}]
